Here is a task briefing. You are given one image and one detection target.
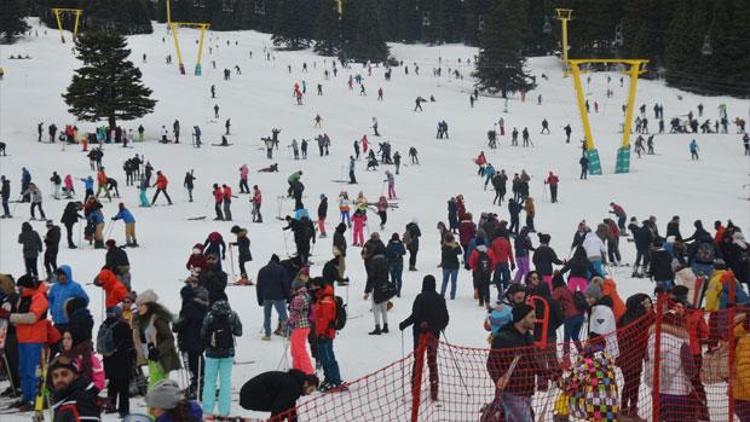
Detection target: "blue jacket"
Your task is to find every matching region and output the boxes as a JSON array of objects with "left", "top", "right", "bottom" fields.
[
  {"left": 88, "top": 209, "right": 104, "bottom": 225},
  {"left": 112, "top": 208, "right": 135, "bottom": 224},
  {"left": 293, "top": 208, "right": 310, "bottom": 220},
  {"left": 49, "top": 265, "right": 90, "bottom": 325},
  {"left": 81, "top": 177, "right": 94, "bottom": 190},
  {"left": 21, "top": 169, "right": 31, "bottom": 184}
]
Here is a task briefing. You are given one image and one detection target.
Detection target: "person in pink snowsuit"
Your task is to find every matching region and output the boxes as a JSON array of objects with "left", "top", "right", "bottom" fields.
[
  {"left": 352, "top": 210, "right": 367, "bottom": 246},
  {"left": 63, "top": 174, "right": 75, "bottom": 197},
  {"left": 385, "top": 170, "right": 396, "bottom": 199},
  {"left": 361, "top": 135, "right": 369, "bottom": 154}
]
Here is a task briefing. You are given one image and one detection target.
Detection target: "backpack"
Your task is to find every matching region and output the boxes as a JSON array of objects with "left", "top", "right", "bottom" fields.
[
  {"left": 476, "top": 251, "right": 493, "bottom": 278},
  {"left": 573, "top": 291, "right": 589, "bottom": 312},
  {"left": 332, "top": 296, "right": 348, "bottom": 331},
  {"left": 695, "top": 241, "right": 716, "bottom": 263},
  {"left": 96, "top": 321, "right": 116, "bottom": 356},
  {"left": 208, "top": 314, "right": 234, "bottom": 349}
]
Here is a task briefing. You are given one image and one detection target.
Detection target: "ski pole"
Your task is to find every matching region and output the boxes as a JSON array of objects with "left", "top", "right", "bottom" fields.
[
  {"left": 228, "top": 245, "right": 237, "bottom": 281},
  {"left": 441, "top": 330, "right": 471, "bottom": 397}
]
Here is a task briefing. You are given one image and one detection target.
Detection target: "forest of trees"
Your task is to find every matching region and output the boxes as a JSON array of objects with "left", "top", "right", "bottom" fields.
[{"left": 2, "top": 0, "right": 748, "bottom": 96}]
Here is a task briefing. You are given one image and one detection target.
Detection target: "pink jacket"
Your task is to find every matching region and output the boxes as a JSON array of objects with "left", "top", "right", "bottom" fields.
[
  {"left": 352, "top": 213, "right": 366, "bottom": 231},
  {"left": 75, "top": 354, "right": 105, "bottom": 391},
  {"left": 64, "top": 175, "right": 74, "bottom": 190},
  {"left": 240, "top": 165, "right": 249, "bottom": 180}
]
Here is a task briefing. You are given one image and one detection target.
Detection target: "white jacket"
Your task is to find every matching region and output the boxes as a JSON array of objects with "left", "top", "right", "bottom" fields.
[
  {"left": 645, "top": 325, "right": 692, "bottom": 396},
  {"left": 583, "top": 231, "right": 607, "bottom": 260}
]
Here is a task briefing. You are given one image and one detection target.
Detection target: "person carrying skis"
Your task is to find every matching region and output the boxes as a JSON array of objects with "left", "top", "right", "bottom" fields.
[
  {"left": 229, "top": 225, "right": 253, "bottom": 285},
  {"left": 200, "top": 299, "right": 243, "bottom": 417}
]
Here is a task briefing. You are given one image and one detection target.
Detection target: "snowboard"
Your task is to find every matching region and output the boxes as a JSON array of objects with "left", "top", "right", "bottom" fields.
[{"left": 187, "top": 216, "right": 207, "bottom": 221}]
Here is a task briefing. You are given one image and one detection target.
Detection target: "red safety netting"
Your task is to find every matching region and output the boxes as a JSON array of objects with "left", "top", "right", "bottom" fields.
[{"left": 253, "top": 295, "right": 748, "bottom": 422}]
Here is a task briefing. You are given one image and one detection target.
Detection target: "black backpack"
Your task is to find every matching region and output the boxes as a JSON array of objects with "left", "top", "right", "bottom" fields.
[
  {"left": 476, "top": 251, "right": 493, "bottom": 278},
  {"left": 573, "top": 291, "right": 589, "bottom": 312},
  {"left": 208, "top": 314, "right": 233, "bottom": 349},
  {"left": 332, "top": 296, "right": 348, "bottom": 331}
]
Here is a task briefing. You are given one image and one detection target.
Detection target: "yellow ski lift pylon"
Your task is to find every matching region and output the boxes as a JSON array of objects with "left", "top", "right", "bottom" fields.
[
  {"left": 169, "top": 22, "right": 210, "bottom": 76},
  {"left": 51, "top": 8, "right": 83, "bottom": 43},
  {"left": 568, "top": 58, "right": 649, "bottom": 175}
]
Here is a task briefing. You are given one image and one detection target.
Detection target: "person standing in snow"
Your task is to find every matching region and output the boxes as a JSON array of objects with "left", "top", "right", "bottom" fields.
[
  {"left": 229, "top": 225, "right": 253, "bottom": 284},
  {"left": 212, "top": 184, "right": 224, "bottom": 221},
  {"left": 608, "top": 202, "right": 627, "bottom": 232},
  {"left": 404, "top": 220, "right": 422, "bottom": 271},
  {"left": 317, "top": 194, "right": 328, "bottom": 238},
  {"left": 288, "top": 276, "right": 314, "bottom": 373},
  {"left": 239, "top": 165, "right": 249, "bottom": 194},
  {"left": 111, "top": 203, "right": 137, "bottom": 247},
  {"left": 151, "top": 171, "right": 173, "bottom": 205},
  {"left": 200, "top": 299, "right": 242, "bottom": 418},
  {"left": 545, "top": 171, "right": 559, "bottom": 203},
  {"left": 222, "top": 184, "right": 233, "bottom": 221},
  {"left": 184, "top": 170, "right": 195, "bottom": 202},
  {"left": 251, "top": 185, "right": 263, "bottom": 223},
  {"left": 579, "top": 155, "right": 589, "bottom": 180},
  {"left": 690, "top": 139, "right": 700, "bottom": 160}
]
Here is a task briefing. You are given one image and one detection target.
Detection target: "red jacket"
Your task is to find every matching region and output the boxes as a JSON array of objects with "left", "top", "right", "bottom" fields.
[
  {"left": 468, "top": 247, "right": 496, "bottom": 271},
  {"left": 490, "top": 236, "right": 515, "bottom": 266},
  {"left": 458, "top": 220, "right": 476, "bottom": 245},
  {"left": 223, "top": 186, "right": 232, "bottom": 200},
  {"left": 154, "top": 174, "right": 168, "bottom": 189},
  {"left": 475, "top": 153, "right": 487, "bottom": 166},
  {"left": 686, "top": 308, "right": 709, "bottom": 355},
  {"left": 314, "top": 285, "right": 337, "bottom": 339},
  {"left": 96, "top": 268, "right": 128, "bottom": 308},
  {"left": 213, "top": 188, "right": 223, "bottom": 203},
  {"left": 546, "top": 174, "right": 559, "bottom": 186},
  {"left": 14, "top": 284, "right": 49, "bottom": 344}
]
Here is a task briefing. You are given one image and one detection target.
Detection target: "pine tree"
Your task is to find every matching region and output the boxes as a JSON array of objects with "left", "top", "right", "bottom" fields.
[
  {"left": 0, "top": 0, "right": 30, "bottom": 44},
  {"left": 272, "top": 0, "right": 313, "bottom": 49},
  {"left": 340, "top": 0, "right": 389, "bottom": 62},
  {"left": 313, "top": 0, "right": 341, "bottom": 56},
  {"left": 472, "top": 0, "right": 536, "bottom": 96},
  {"left": 63, "top": 31, "right": 156, "bottom": 130}
]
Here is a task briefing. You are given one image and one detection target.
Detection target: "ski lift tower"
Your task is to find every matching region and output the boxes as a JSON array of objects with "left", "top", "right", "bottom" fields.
[
  {"left": 554, "top": 8, "right": 573, "bottom": 77},
  {"left": 51, "top": 8, "right": 84, "bottom": 43},
  {"left": 166, "top": 0, "right": 209, "bottom": 75}
]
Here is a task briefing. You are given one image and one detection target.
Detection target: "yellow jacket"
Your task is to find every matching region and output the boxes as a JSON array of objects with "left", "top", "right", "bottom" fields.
[
  {"left": 734, "top": 323, "right": 750, "bottom": 400},
  {"left": 704, "top": 270, "right": 726, "bottom": 312}
]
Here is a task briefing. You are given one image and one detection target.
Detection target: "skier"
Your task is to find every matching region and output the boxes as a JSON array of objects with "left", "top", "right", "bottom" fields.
[
  {"left": 225, "top": 118, "right": 231, "bottom": 135},
  {"left": 1, "top": 175, "right": 11, "bottom": 218},
  {"left": 112, "top": 202, "right": 137, "bottom": 247},
  {"left": 511, "top": 127, "right": 519, "bottom": 146},
  {"left": 173, "top": 120, "right": 180, "bottom": 144},
  {"left": 564, "top": 124, "right": 572, "bottom": 143},
  {"left": 184, "top": 170, "right": 196, "bottom": 202},
  {"left": 239, "top": 164, "right": 249, "bottom": 194},
  {"left": 579, "top": 155, "right": 589, "bottom": 180},
  {"left": 522, "top": 127, "right": 531, "bottom": 147},
  {"left": 408, "top": 147, "right": 419, "bottom": 164},
  {"left": 300, "top": 139, "right": 308, "bottom": 159},
  {"left": 151, "top": 171, "right": 173, "bottom": 205},
  {"left": 213, "top": 104, "right": 220, "bottom": 119},
  {"left": 414, "top": 96, "right": 425, "bottom": 111},
  {"left": 545, "top": 171, "right": 559, "bottom": 203},
  {"left": 314, "top": 114, "right": 322, "bottom": 128},
  {"left": 393, "top": 151, "right": 402, "bottom": 174},
  {"left": 229, "top": 226, "right": 253, "bottom": 284},
  {"left": 376, "top": 196, "right": 388, "bottom": 229},
  {"left": 22, "top": 182, "right": 46, "bottom": 220},
  {"left": 690, "top": 139, "right": 699, "bottom": 160},
  {"left": 541, "top": 119, "right": 550, "bottom": 134}
]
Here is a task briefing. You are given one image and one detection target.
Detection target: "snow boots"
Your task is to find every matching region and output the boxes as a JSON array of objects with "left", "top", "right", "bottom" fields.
[{"left": 368, "top": 325, "right": 381, "bottom": 335}]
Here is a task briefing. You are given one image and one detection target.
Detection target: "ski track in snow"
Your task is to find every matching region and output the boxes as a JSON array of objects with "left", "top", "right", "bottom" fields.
[{"left": 0, "top": 18, "right": 748, "bottom": 420}]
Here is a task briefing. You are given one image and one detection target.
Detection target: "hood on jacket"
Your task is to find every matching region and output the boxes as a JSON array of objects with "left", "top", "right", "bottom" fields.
[
  {"left": 21, "top": 222, "right": 32, "bottom": 232},
  {"left": 56, "top": 265, "right": 75, "bottom": 284},
  {"left": 421, "top": 275, "right": 436, "bottom": 292},
  {"left": 209, "top": 300, "right": 233, "bottom": 317},
  {"left": 318, "top": 284, "right": 334, "bottom": 300}
]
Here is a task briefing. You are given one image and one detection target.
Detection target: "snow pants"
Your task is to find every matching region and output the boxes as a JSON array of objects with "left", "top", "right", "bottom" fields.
[
  {"left": 317, "top": 337, "right": 342, "bottom": 385},
  {"left": 18, "top": 342, "right": 42, "bottom": 403},
  {"left": 513, "top": 256, "right": 530, "bottom": 283},
  {"left": 372, "top": 299, "right": 388, "bottom": 327},
  {"left": 202, "top": 357, "right": 233, "bottom": 416},
  {"left": 567, "top": 276, "right": 588, "bottom": 293},
  {"left": 290, "top": 327, "right": 314, "bottom": 375}
]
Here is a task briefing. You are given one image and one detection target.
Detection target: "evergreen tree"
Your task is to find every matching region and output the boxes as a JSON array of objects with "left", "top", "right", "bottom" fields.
[
  {"left": 0, "top": 0, "right": 30, "bottom": 44},
  {"left": 340, "top": 0, "right": 389, "bottom": 62},
  {"left": 313, "top": 0, "right": 340, "bottom": 56},
  {"left": 272, "top": 0, "right": 314, "bottom": 49},
  {"left": 63, "top": 31, "right": 156, "bottom": 130},
  {"left": 472, "top": 0, "right": 535, "bottom": 96}
]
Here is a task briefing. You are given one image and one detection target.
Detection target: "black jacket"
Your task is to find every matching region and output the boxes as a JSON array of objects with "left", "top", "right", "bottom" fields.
[
  {"left": 61, "top": 202, "right": 82, "bottom": 226},
  {"left": 256, "top": 260, "right": 291, "bottom": 305},
  {"left": 666, "top": 220, "right": 682, "bottom": 242},
  {"left": 239, "top": 369, "right": 307, "bottom": 416},
  {"left": 45, "top": 226, "right": 61, "bottom": 253},
  {"left": 317, "top": 198, "right": 328, "bottom": 219},
  {"left": 487, "top": 324, "right": 540, "bottom": 397},
  {"left": 101, "top": 316, "right": 135, "bottom": 380},
  {"left": 440, "top": 242, "right": 462, "bottom": 270},
  {"left": 199, "top": 264, "right": 228, "bottom": 305},
  {"left": 405, "top": 222, "right": 421, "bottom": 250},
  {"left": 364, "top": 255, "right": 391, "bottom": 303},
  {"left": 51, "top": 376, "right": 101, "bottom": 422},
  {"left": 649, "top": 248, "right": 674, "bottom": 281},
  {"left": 333, "top": 227, "right": 347, "bottom": 257},
  {"left": 532, "top": 245, "right": 563, "bottom": 276},
  {"left": 631, "top": 224, "right": 653, "bottom": 252},
  {"left": 1, "top": 180, "right": 9, "bottom": 200},
  {"left": 173, "top": 285, "right": 209, "bottom": 353},
  {"left": 560, "top": 253, "right": 599, "bottom": 279},
  {"left": 400, "top": 276, "right": 449, "bottom": 348},
  {"left": 105, "top": 247, "right": 129, "bottom": 269}
]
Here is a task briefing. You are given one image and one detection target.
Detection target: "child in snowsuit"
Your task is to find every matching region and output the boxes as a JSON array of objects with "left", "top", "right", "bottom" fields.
[{"left": 352, "top": 210, "right": 367, "bottom": 247}]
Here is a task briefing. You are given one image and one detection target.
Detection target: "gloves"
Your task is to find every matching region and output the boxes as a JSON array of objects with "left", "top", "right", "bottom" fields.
[
  {"left": 147, "top": 344, "right": 160, "bottom": 362},
  {"left": 0, "top": 308, "right": 10, "bottom": 320},
  {"left": 398, "top": 321, "right": 408, "bottom": 331}
]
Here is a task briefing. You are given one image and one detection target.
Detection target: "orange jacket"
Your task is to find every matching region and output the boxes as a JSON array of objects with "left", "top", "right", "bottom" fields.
[
  {"left": 13, "top": 284, "right": 49, "bottom": 344},
  {"left": 602, "top": 278, "right": 625, "bottom": 321},
  {"left": 96, "top": 268, "right": 128, "bottom": 308},
  {"left": 313, "top": 285, "right": 337, "bottom": 339},
  {"left": 154, "top": 173, "right": 168, "bottom": 190},
  {"left": 97, "top": 170, "right": 108, "bottom": 185}
]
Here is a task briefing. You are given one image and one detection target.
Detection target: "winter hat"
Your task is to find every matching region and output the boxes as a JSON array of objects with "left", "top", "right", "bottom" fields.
[
  {"left": 135, "top": 289, "right": 159, "bottom": 306},
  {"left": 145, "top": 379, "right": 183, "bottom": 410},
  {"left": 16, "top": 274, "right": 38, "bottom": 289},
  {"left": 320, "top": 194, "right": 326, "bottom": 200},
  {"left": 585, "top": 284, "right": 603, "bottom": 301},
  {"left": 298, "top": 266, "right": 310, "bottom": 278},
  {"left": 230, "top": 225, "right": 241, "bottom": 234},
  {"left": 192, "top": 243, "right": 204, "bottom": 253},
  {"left": 46, "top": 220, "right": 54, "bottom": 227},
  {"left": 512, "top": 303, "right": 534, "bottom": 323},
  {"left": 105, "top": 239, "right": 116, "bottom": 248},
  {"left": 48, "top": 355, "right": 80, "bottom": 375}
]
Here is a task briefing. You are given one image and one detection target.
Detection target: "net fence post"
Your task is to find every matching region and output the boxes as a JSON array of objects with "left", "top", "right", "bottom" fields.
[
  {"left": 652, "top": 293, "right": 665, "bottom": 421},
  {"left": 728, "top": 279, "right": 736, "bottom": 422},
  {"left": 411, "top": 333, "right": 427, "bottom": 422}
]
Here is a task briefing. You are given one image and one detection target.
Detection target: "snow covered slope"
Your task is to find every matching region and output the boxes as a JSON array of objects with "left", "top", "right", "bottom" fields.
[{"left": 0, "top": 19, "right": 748, "bottom": 419}]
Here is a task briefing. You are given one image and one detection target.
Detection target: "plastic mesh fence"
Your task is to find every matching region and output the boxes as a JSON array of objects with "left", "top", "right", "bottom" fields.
[{"left": 262, "top": 298, "right": 747, "bottom": 422}]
